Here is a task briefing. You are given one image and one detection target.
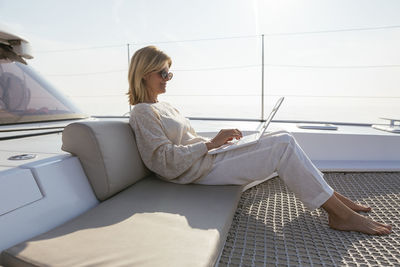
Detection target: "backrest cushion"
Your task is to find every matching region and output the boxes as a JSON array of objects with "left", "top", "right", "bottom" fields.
[{"left": 62, "top": 120, "right": 151, "bottom": 201}]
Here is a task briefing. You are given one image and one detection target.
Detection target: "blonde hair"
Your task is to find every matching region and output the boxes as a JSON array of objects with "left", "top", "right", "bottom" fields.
[{"left": 127, "top": 46, "right": 172, "bottom": 105}]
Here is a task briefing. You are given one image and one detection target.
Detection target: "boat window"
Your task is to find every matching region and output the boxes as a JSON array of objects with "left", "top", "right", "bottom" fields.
[{"left": 0, "top": 62, "right": 87, "bottom": 125}]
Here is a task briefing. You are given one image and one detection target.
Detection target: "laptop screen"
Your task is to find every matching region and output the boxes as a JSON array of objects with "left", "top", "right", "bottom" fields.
[{"left": 259, "top": 97, "right": 285, "bottom": 136}]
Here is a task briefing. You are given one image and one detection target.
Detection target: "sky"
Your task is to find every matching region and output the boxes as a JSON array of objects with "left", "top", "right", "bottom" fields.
[{"left": 1, "top": 0, "right": 400, "bottom": 123}]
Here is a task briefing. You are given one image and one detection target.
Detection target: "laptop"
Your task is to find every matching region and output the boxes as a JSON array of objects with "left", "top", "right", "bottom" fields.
[{"left": 208, "top": 97, "right": 285, "bottom": 155}]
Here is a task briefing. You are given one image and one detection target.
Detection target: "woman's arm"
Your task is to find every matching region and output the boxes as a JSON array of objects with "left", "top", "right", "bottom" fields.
[
  {"left": 186, "top": 116, "right": 242, "bottom": 150},
  {"left": 205, "top": 129, "right": 243, "bottom": 150},
  {"left": 130, "top": 105, "right": 208, "bottom": 180}
]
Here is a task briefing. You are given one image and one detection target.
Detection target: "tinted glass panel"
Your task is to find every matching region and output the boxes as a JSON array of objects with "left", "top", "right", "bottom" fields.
[{"left": 0, "top": 62, "right": 86, "bottom": 124}]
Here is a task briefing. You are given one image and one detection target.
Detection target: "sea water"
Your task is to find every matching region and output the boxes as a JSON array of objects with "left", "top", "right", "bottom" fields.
[{"left": 71, "top": 93, "right": 399, "bottom": 126}]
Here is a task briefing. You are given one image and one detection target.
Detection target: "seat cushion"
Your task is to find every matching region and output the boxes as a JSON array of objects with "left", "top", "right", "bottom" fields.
[
  {"left": 62, "top": 120, "right": 151, "bottom": 201},
  {"left": 2, "top": 176, "right": 243, "bottom": 267}
]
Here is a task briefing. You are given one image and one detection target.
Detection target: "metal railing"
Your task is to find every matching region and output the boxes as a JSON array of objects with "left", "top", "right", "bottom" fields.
[{"left": 35, "top": 29, "right": 400, "bottom": 124}]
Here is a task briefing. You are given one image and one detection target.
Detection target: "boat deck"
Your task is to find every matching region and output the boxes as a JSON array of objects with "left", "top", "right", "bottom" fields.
[
  {"left": 219, "top": 172, "right": 400, "bottom": 266},
  {"left": 1, "top": 120, "right": 399, "bottom": 265}
]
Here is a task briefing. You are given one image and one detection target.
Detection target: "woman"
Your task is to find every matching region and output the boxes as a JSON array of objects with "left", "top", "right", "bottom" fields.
[{"left": 128, "top": 45, "right": 391, "bottom": 235}]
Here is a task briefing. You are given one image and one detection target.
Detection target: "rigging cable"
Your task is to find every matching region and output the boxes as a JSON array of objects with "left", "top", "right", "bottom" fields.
[
  {"left": 36, "top": 24, "right": 400, "bottom": 53},
  {"left": 43, "top": 63, "right": 400, "bottom": 77}
]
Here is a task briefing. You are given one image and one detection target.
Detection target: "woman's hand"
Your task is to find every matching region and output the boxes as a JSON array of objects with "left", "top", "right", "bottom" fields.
[{"left": 205, "top": 129, "right": 243, "bottom": 151}]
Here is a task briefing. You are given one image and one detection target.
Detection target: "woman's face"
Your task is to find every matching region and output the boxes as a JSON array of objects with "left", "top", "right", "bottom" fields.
[{"left": 144, "top": 62, "right": 172, "bottom": 101}]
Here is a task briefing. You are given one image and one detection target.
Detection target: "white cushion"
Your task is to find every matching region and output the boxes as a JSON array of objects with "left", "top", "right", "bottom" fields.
[
  {"left": 3, "top": 177, "right": 243, "bottom": 267},
  {"left": 62, "top": 120, "right": 151, "bottom": 201}
]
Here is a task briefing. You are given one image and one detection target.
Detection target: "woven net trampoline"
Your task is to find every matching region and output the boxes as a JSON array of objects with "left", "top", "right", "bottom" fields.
[{"left": 219, "top": 172, "right": 400, "bottom": 266}]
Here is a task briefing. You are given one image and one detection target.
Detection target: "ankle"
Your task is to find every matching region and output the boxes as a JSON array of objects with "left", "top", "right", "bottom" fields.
[{"left": 322, "top": 195, "right": 354, "bottom": 220}]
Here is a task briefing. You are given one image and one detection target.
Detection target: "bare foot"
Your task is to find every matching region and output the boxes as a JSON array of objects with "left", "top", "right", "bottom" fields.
[
  {"left": 322, "top": 194, "right": 391, "bottom": 235},
  {"left": 328, "top": 211, "right": 392, "bottom": 235},
  {"left": 334, "top": 192, "right": 371, "bottom": 212}
]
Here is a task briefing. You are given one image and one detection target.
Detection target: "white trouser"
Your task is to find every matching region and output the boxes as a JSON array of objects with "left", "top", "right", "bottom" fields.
[{"left": 195, "top": 131, "right": 334, "bottom": 210}]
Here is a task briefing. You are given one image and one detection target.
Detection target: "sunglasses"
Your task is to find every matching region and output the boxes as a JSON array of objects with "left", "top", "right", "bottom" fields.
[{"left": 159, "top": 69, "right": 173, "bottom": 80}]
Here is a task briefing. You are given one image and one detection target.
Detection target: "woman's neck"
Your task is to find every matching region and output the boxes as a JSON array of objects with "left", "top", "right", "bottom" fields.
[
  {"left": 144, "top": 91, "right": 158, "bottom": 103},
  {"left": 143, "top": 99, "right": 158, "bottom": 104}
]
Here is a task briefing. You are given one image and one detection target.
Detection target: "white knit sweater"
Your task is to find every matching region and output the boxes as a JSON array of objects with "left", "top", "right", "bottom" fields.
[{"left": 129, "top": 102, "right": 215, "bottom": 184}]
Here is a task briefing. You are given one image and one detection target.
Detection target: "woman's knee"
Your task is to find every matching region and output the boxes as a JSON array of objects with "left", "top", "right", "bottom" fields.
[
  {"left": 275, "top": 131, "right": 295, "bottom": 144},
  {"left": 258, "top": 131, "right": 296, "bottom": 152}
]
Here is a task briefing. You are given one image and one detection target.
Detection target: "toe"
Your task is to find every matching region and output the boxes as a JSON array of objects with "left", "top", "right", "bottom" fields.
[{"left": 359, "top": 205, "right": 371, "bottom": 212}]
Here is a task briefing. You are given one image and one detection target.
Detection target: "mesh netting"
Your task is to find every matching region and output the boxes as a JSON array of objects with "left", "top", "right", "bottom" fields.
[{"left": 219, "top": 172, "right": 400, "bottom": 267}]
